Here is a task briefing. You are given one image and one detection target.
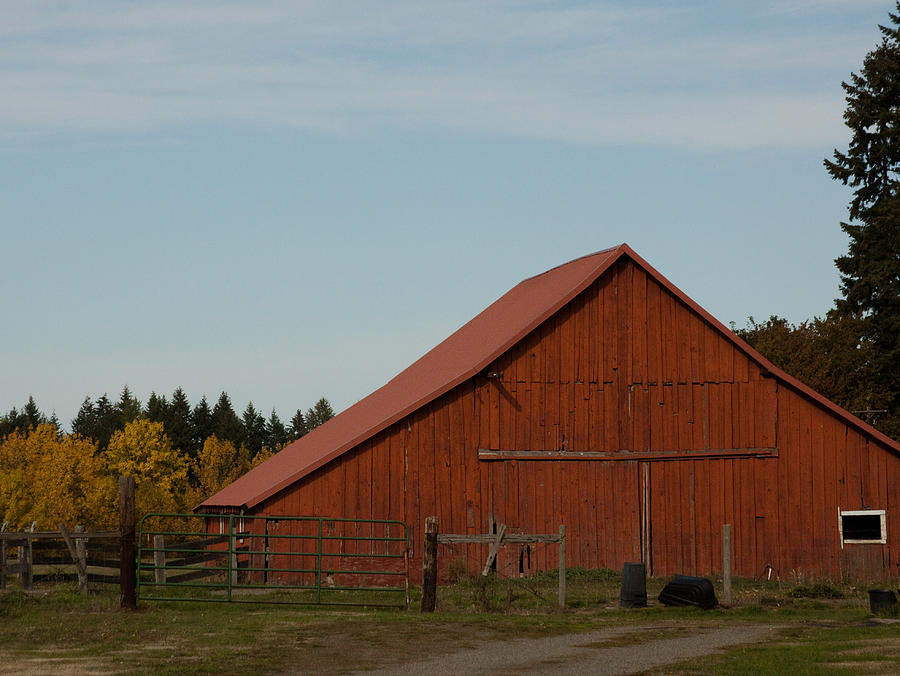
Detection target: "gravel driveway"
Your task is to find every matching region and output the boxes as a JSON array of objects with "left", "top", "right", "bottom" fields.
[{"left": 356, "top": 623, "right": 778, "bottom": 675}]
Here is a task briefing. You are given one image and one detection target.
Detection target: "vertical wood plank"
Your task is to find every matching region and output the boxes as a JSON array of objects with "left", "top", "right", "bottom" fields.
[{"left": 632, "top": 264, "right": 647, "bottom": 385}]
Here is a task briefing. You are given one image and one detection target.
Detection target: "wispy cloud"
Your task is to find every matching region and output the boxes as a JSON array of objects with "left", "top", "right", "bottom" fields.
[{"left": 0, "top": 1, "right": 884, "bottom": 148}]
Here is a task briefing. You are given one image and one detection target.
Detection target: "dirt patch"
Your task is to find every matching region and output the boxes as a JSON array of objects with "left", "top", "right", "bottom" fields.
[
  {"left": 573, "top": 623, "right": 709, "bottom": 650},
  {"left": 840, "top": 638, "right": 900, "bottom": 655},
  {"left": 0, "top": 656, "right": 113, "bottom": 676},
  {"left": 828, "top": 662, "right": 898, "bottom": 674},
  {"left": 352, "top": 623, "right": 779, "bottom": 675}
]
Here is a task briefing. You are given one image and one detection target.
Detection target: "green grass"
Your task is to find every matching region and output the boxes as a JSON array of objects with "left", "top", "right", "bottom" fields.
[
  {"left": 0, "top": 573, "right": 897, "bottom": 674},
  {"left": 651, "top": 622, "right": 900, "bottom": 674}
]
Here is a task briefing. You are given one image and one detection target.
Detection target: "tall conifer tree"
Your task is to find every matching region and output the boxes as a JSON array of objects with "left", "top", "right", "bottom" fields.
[
  {"left": 825, "top": 3, "right": 900, "bottom": 437},
  {"left": 191, "top": 396, "right": 214, "bottom": 451},
  {"left": 0, "top": 407, "right": 26, "bottom": 439},
  {"left": 212, "top": 392, "right": 243, "bottom": 447},
  {"left": 94, "top": 394, "right": 119, "bottom": 451},
  {"left": 145, "top": 392, "right": 170, "bottom": 424},
  {"left": 242, "top": 402, "right": 267, "bottom": 456},
  {"left": 71, "top": 396, "right": 97, "bottom": 440},
  {"left": 266, "top": 409, "right": 288, "bottom": 451},
  {"left": 288, "top": 409, "right": 307, "bottom": 441},
  {"left": 167, "top": 387, "right": 194, "bottom": 457},
  {"left": 22, "top": 396, "right": 46, "bottom": 430},
  {"left": 116, "top": 386, "right": 143, "bottom": 426},
  {"left": 305, "top": 397, "right": 335, "bottom": 431}
]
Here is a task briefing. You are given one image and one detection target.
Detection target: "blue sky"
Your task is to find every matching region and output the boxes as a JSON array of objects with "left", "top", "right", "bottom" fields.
[{"left": 1, "top": 0, "right": 892, "bottom": 427}]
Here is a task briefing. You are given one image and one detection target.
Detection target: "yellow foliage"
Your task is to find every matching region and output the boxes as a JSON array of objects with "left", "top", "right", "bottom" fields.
[
  {"left": 106, "top": 419, "right": 190, "bottom": 518},
  {"left": 191, "top": 436, "right": 251, "bottom": 502},
  {"left": 252, "top": 446, "right": 274, "bottom": 468},
  {"left": 0, "top": 425, "right": 116, "bottom": 530}
]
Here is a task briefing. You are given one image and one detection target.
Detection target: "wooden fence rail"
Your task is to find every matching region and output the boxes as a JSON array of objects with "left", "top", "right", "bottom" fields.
[
  {"left": 1, "top": 528, "right": 121, "bottom": 593},
  {"left": 421, "top": 518, "right": 567, "bottom": 611},
  {"left": 1, "top": 477, "right": 140, "bottom": 610}
]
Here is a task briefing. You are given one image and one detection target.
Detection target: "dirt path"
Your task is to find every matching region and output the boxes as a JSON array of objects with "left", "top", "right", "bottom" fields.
[{"left": 353, "top": 623, "right": 779, "bottom": 675}]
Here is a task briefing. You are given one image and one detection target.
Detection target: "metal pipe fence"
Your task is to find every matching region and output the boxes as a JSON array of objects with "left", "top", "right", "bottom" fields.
[{"left": 137, "top": 513, "right": 410, "bottom": 608}]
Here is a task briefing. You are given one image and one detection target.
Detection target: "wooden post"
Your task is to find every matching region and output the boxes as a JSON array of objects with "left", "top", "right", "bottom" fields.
[
  {"left": 640, "top": 462, "right": 651, "bottom": 575},
  {"left": 722, "top": 524, "right": 732, "bottom": 605},
  {"left": 1, "top": 537, "right": 6, "bottom": 590},
  {"left": 403, "top": 548, "right": 410, "bottom": 611},
  {"left": 119, "top": 476, "right": 137, "bottom": 609},
  {"left": 20, "top": 527, "right": 33, "bottom": 590},
  {"left": 154, "top": 534, "right": 166, "bottom": 586},
  {"left": 75, "top": 526, "right": 88, "bottom": 594},
  {"left": 421, "top": 516, "right": 438, "bottom": 613},
  {"left": 482, "top": 523, "right": 506, "bottom": 576},
  {"left": 558, "top": 524, "right": 566, "bottom": 610},
  {"left": 59, "top": 523, "right": 88, "bottom": 595},
  {"left": 229, "top": 520, "right": 238, "bottom": 586}
]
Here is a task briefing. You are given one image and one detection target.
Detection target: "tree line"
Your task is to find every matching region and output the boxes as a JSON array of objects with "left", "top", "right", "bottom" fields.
[
  {"left": 736, "top": 5, "right": 900, "bottom": 441},
  {"left": 1, "top": 387, "right": 334, "bottom": 461},
  {"left": 0, "top": 388, "right": 335, "bottom": 531}
]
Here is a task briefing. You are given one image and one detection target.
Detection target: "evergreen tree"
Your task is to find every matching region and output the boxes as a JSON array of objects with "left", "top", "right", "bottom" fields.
[
  {"left": 288, "top": 409, "right": 307, "bottom": 441},
  {"left": 241, "top": 402, "right": 267, "bottom": 456},
  {"left": 305, "top": 397, "right": 335, "bottom": 431},
  {"left": 212, "top": 392, "right": 243, "bottom": 447},
  {"left": 22, "top": 396, "right": 46, "bottom": 429},
  {"left": 265, "top": 409, "right": 288, "bottom": 451},
  {"left": 94, "top": 394, "right": 120, "bottom": 451},
  {"left": 825, "top": 3, "right": 900, "bottom": 438},
  {"left": 145, "top": 392, "right": 170, "bottom": 424},
  {"left": 116, "top": 386, "right": 143, "bottom": 425},
  {"left": 191, "top": 396, "right": 214, "bottom": 451},
  {"left": 71, "top": 396, "right": 97, "bottom": 440},
  {"left": 47, "top": 411, "right": 61, "bottom": 435},
  {"left": 167, "top": 388, "right": 194, "bottom": 458},
  {"left": 0, "top": 407, "right": 27, "bottom": 439}
]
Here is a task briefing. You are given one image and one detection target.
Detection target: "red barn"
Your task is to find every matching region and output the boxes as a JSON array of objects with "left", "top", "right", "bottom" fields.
[{"left": 199, "top": 244, "right": 900, "bottom": 582}]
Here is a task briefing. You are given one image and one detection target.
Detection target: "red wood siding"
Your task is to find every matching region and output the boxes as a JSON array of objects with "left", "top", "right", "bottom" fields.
[{"left": 255, "top": 259, "right": 899, "bottom": 582}]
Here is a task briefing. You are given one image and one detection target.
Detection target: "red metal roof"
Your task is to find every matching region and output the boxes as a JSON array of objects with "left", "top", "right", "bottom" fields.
[{"left": 199, "top": 244, "right": 900, "bottom": 511}]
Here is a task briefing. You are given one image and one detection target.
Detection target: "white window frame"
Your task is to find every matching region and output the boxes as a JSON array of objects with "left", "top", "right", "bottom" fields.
[{"left": 839, "top": 509, "right": 886, "bottom": 546}]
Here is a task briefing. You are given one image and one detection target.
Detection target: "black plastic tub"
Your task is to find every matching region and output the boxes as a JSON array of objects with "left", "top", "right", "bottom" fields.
[
  {"left": 868, "top": 589, "right": 898, "bottom": 616},
  {"left": 620, "top": 562, "right": 647, "bottom": 608},
  {"left": 658, "top": 575, "right": 718, "bottom": 609}
]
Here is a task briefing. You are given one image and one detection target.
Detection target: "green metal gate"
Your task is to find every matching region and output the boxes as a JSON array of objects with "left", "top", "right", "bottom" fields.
[{"left": 137, "top": 513, "right": 409, "bottom": 607}]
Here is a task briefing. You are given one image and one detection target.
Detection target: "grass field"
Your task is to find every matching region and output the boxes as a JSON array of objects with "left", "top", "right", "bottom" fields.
[{"left": 1, "top": 571, "right": 897, "bottom": 674}]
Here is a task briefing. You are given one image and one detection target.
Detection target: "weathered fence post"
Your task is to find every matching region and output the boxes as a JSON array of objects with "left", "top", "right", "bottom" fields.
[
  {"left": 59, "top": 523, "right": 89, "bottom": 595},
  {"left": 482, "top": 523, "right": 506, "bottom": 576},
  {"left": 153, "top": 534, "right": 166, "bottom": 586},
  {"left": 229, "top": 518, "right": 238, "bottom": 587},
  {"left": 119, "top": 476, "right": 137, "bottom": 609},
  {"left": 722, "top": 524, "right": 732, "bottom": 605},
  {"left": 0, "top": 525, "right": 6, "bottom": 590},
  {"left": 558, "top": 524, "right": 567, "bottom": 609},
  {"left": 75, "top": 526, "right": 88, "bottom": 594},
  {"left": 20, "top": 525, "right": 33, "bottom": 590},
  {"left": 421, "top": 516, "right": 438, "bottom": 612}
]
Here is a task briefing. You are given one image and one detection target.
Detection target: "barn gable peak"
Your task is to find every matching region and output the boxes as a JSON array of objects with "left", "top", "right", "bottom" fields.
[{"left": 199, "top": 244, "right": 900, "bottom": 512}]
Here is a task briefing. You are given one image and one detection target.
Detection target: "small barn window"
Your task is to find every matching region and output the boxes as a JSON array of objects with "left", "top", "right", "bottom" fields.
[{"left": 839, "top": 510, "right": 886, "bottom": 545}]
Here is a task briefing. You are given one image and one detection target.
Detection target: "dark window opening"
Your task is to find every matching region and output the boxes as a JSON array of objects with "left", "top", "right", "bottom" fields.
[{"left": 841, "top": 511, "right": 885, "bottom": 543}]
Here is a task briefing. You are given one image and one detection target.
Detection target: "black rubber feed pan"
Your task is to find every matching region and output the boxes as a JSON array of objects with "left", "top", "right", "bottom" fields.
[{"left": 658, "top": 575, "right": 719, "bottom": 609}]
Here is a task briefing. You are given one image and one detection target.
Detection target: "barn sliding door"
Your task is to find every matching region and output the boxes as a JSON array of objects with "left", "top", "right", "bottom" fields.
[{"left": 483, "top": 459, "right": 643, "bottom": 573}]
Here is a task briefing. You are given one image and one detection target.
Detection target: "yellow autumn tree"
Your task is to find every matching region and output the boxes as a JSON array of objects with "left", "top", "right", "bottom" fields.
[
  {"left": 190, "top": 435, "right": 250, "bottom": 503},
  {"left": 0, "top": 425, "right": 116, "bottom": 530},
  {"left": 106, "top": 419, "right": 190, "bottom": 518},
  {"left": 252, "top": 446, "right": 273, "bottom": 468}
]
